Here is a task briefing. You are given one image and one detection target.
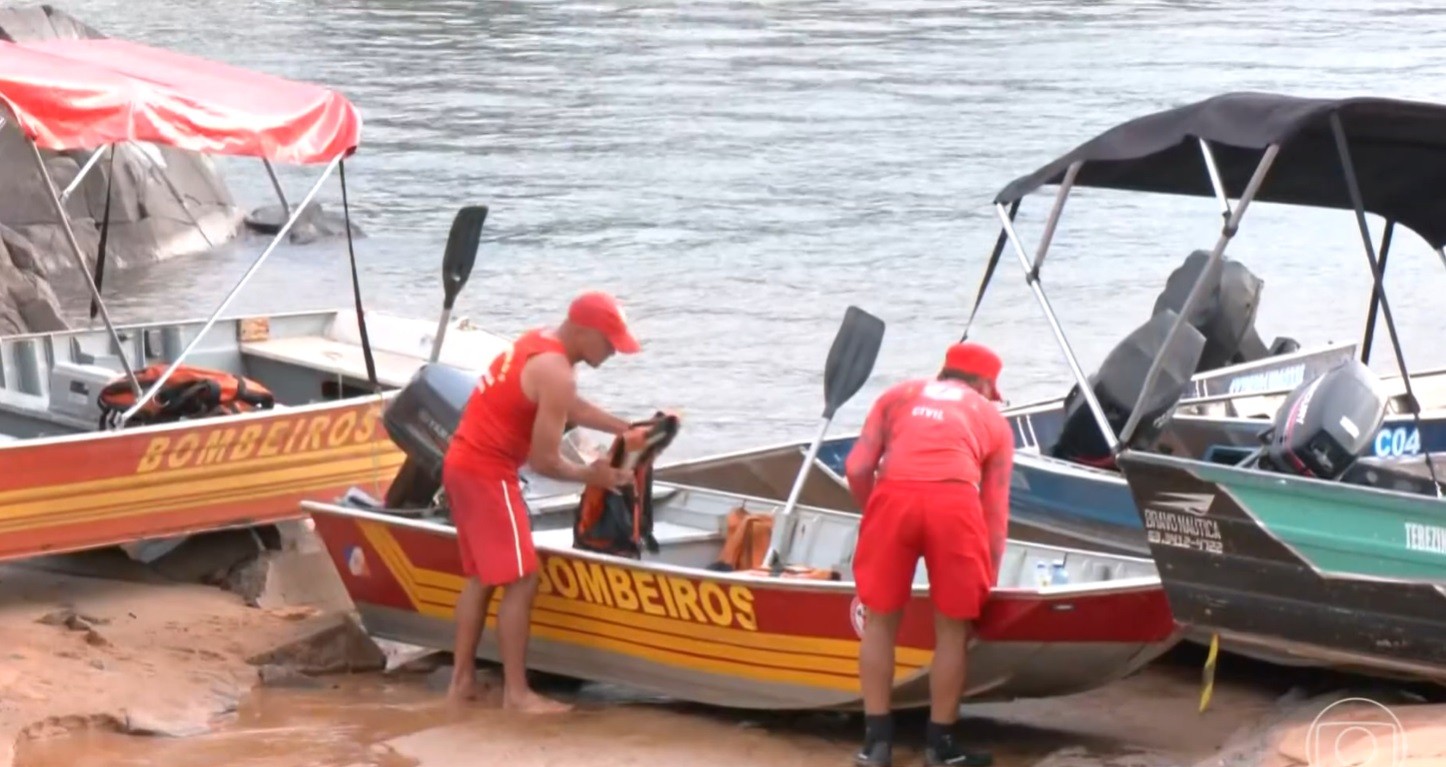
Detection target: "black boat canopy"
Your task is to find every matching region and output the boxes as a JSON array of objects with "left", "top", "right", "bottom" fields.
[{"left": 993, "top": 92, "right": 1446, "bottom": 249}]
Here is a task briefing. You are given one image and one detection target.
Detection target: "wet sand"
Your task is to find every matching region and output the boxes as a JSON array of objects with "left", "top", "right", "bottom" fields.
[{"left": 6, "top": 543, "right": 1444, "bottom": 767}]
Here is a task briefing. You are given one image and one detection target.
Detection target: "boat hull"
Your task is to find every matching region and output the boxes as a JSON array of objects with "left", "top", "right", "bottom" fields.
[
  {"left": 0, "top": 396, "right": 403, "bottom": 562},
  {"left": 1118, "top": 450, "right": 1446, "bottom": 684},
  {"left": 309, "top": 506, "right": 1182, "bottom": 711}
]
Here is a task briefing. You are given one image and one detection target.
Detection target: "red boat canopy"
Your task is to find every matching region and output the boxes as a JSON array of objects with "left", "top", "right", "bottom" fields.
[{"left": 0, "top": 38, "right": 361, "bottom": 165}]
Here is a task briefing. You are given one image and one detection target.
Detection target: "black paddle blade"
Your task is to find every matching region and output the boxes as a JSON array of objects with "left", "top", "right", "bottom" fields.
[
  {"left": 822, "top": 305, "right": 886, "bottom": 419},
  {"left": 441, "top": 205, "right": 488, "bottom": 309}
]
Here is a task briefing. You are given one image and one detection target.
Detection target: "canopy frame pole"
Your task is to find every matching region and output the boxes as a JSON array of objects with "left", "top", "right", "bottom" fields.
[
  {"left": 116, "top": 153, "right": 344, "bottom": 426},
  {"left": 263, "top": 158, "right": 292, "bottom": 218},
  {"left": 1356, "top": 221, "right": 1394, "bottom": 366},
  {"left": 1117, "top": 144, "right": 1280, "bottom": 448},
  {"left": 30, "top": 141, "right": 142, "bottom": 397},
  {"left": 59, "top": 147, "right": 107, "bottom": 203},
  {"left": 996, "top": 160, "right": 1123, "bottom": 450},
  {"left": 1198, "top": 138, "right": 1233, "bottom": 220},
  {"left": 960, "top": 199, "right": 1020, "bottom": 341},
  {"left": 1329, "top": 113, "right": 1438, "bottom": 491},
  {"left": 133, "top": 147, "right": 218, "bottom": 251}
]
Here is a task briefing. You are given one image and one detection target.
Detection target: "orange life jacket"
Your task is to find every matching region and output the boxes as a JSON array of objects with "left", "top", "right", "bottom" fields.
[
  {"left": 707, "top": 505, "right": 840, "bottom": 580},
  {"left": 573, "top": 412, "right": 681, "bottom": 558},
  {"left": 97, "top": 363, "right": 276, "bottom": 429}
]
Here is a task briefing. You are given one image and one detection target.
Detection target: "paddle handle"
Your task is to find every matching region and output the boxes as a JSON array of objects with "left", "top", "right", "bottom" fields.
[
  {"left": 762, "top": 416, "right": 832, "bottom": 571},
  {"left": 428, "top": 307, "right": 453, "bottom": 364}
]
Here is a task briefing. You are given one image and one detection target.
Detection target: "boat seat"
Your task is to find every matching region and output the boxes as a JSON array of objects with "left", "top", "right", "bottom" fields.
[{"left": 241, "top": 335, "right": 432, "bottom": 389}]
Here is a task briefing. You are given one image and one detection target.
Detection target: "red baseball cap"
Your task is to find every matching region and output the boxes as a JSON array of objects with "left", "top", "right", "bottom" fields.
[
  {"left": 942, "top": 342, "right": 1003, "bottom": 401},
  {"left": 568, "top": 291, "right": 640, "bottom": 354}
]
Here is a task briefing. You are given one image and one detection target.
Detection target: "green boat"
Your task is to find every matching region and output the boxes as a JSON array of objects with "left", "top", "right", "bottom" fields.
[{"left": 979, "top": 91, "right": 1446, "bottom": 684}]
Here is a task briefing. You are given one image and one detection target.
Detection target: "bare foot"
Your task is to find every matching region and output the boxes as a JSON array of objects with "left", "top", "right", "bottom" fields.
[
  {"left": 446, "top": 672, "right": 480, "bottom": 704},
  {"left": 503, "top": 688, "right": 572, "bottom": 714}
]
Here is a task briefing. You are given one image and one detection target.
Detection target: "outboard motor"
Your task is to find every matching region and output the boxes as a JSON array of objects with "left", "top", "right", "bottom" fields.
[
  {"left": 1256, "top": 358, "right": 1388, "bottom": 480},
  {"left": 381, "top": 363, "right": 479, "bottom": 507},
  {"left": 1052, "top": 309, "right": 1208, "bottom": 465},
  {"left": 1152, "top": 250, "right": 1265, "bottom": 371}
]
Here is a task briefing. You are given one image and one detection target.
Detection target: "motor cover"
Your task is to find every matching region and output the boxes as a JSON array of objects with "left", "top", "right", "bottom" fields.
[
  {"left": 1259, "top": 358, "right": 1388, "bottom": 480},
  {"left": 1151, "top": 250, "right": 1265, "bottom": 371},
  {"left": 1052, "top": 309, "right": 1207, "bottom": 462},
  {"left": 383, "top": 362, "right": 477, "bottom": 483}
]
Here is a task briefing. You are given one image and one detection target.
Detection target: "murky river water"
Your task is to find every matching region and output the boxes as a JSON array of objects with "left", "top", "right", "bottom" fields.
[
  {"left": 23, "top": 0, "right": 1446, "bottom": 763},
  {"left": 54, "top": 0, "right": 1446, "bottom": 460}
]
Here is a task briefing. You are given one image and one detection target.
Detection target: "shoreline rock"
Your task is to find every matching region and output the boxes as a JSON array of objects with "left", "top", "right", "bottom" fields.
[{"left": 0, "top": 4, "right": 245, "bottom": 335}]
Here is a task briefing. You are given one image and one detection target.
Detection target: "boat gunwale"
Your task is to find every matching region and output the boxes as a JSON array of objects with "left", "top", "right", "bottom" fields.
[{"left": 301, "top": 495, "right": 1166, "bottom": 600}]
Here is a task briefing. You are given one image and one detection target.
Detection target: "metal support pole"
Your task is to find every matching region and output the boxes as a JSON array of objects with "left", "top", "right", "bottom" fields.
[
  {"left": 1329, "top": 113, "right": 1438, "bottom": 492},
  {"left": 59, "top": 148, "right": 107, "bottom": 203},
  {"left": 997, "top": 162, "right": 1120, "bottom": 453},
  {"left": 1198, "top": 138, "right": 1233, "bottom": 219},
  {"left": 117, "top": 154, "right": 343, "bottom": 425},
  {"left": 1028, "top": 162, "right": 1080, "bottom": 275},
  {"left": 1357, "top": 221, "right": 1394, "bottom": 365},
  {"left": 30, "top": 142, "right": 142, "bottom": 396},
  {"left": 263, "top": 158, "right": 292, "bottom": 218},
  {"left": 1117, "top": 143, "right": 1282, "bottom": 447},
  {"left": 134, "top": 147, "right": 218, "bottom": 251}
]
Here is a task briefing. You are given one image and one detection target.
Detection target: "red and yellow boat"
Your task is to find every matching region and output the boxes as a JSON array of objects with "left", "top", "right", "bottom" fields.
[
  {"left": 0, "top": 36, "right": 504, "bottom": 562},
  {"left": 305, "top": 480, "right": 1183, "bottom": 710}
]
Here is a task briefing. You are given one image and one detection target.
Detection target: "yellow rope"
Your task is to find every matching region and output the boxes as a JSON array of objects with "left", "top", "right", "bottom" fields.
[{"left": 1199, "top": 632, "right": 1220, "bottom": 713}]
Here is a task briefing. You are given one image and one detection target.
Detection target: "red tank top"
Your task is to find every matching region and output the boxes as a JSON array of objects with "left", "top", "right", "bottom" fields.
[{"left": 446, "top": 328, "right": 568, "bottom": 478}]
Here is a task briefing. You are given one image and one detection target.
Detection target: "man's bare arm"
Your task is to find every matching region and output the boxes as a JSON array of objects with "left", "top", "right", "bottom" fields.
[
  {"left": 525, "top": 355, "right": 592, "bottom": 484},
  {"left": 568, "top": 395, "right": 630, "bottom": 436},
  {"left": 844, "top": 393, "right": 891, "bottom": 508},
  {"left": 979, "top": 432, "right": 1014, "bottom": 582}
]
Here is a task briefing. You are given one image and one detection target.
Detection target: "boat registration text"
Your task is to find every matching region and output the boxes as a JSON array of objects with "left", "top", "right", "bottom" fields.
[
  {"left": 536, "top": 554, "right": 758, "bottom": 632},
  {"left": 1142, "top": 508, "right": 1224, "bottom": 555}
]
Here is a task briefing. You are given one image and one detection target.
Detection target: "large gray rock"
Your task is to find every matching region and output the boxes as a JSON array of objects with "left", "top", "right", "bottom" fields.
[{"left": 0, "top": 5, "right": 244, "bottom": 334}]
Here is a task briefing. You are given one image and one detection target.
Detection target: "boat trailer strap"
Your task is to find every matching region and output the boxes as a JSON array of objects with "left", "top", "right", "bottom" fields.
[
  {"left": 961, "top": 198, "right": 1020, "bottom": 341},
  {"left": 338, "top": 160, "right": 379, "bottom": 391}
]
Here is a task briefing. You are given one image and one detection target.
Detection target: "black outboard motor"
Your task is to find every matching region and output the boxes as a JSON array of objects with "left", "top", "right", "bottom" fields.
[
  {"left": 1256, "top": 358, "right": 1388, "bottom": 480},
  {"left": 1052, "top": 309, "right": 1208, "bottom": 465},
  {"left": 1152, "top": 250, "right": 1265, "bottom": 372},
  {"left": 381, "top": 363, "right": 478, "bottom": 507}
]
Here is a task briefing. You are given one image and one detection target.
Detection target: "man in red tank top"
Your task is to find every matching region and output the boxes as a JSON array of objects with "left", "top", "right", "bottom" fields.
[
  {"left": 442, "top": 291, "right": 641, "bottom": 713},
  {"left": 844, "top": 342, "right": 1014, "bottom": 767}
]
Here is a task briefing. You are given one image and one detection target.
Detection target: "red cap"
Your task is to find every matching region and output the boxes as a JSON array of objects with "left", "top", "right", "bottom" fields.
[
  {"left": 568, "top": 291, "right": 640, "bottom": 354},
  {"left": 942, "top": 342, "right": 1003, "bottom": 401}
]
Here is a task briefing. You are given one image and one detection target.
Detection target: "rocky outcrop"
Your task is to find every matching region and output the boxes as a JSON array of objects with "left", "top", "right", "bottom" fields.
[{"left": 0, "top": 5, "right": 245, "bottom": 335}]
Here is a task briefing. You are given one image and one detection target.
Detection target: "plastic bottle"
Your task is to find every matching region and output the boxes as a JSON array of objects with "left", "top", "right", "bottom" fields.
[
  {"left": 1034, "top": 561, "right": 1051, "bottom": 588},
  {"left": 1050, "top": 560, "right": 1069, "bottom": 585}
]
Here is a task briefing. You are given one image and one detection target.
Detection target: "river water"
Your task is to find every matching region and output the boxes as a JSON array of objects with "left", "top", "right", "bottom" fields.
[
  {"left": 56, "top": 0, "right": 1446, "bottom": 460},
  {"left": 22, "top": 0, "right": 1446, "bottom": 763}
]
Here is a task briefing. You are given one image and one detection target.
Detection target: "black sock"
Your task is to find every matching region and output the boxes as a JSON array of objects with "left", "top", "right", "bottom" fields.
[
  {"left": 864, "top": 714, "right": 894, "bottom": 744},
  {"left": 926, "top": 720, "right": 952, "bottom": 749}
]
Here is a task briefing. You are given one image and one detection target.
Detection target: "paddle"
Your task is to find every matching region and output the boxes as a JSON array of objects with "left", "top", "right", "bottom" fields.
[
  {"left": 428, "top": 205, "right": 490, "bottom": 363},
  {"left": 762, "top": 305, "right": 886, "bottom": 575}
]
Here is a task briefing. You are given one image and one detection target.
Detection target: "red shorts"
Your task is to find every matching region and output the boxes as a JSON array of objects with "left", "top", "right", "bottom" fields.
[
  {"left": 442, "top": 463, "right": 536, "bottom": 586},
  {"left": 852, "top": 479, "right": 993, "bottom": 620}
]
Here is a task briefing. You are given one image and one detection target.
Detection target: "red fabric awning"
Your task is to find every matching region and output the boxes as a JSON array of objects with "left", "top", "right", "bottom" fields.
[{"left": 0, "top": 38, "right": 361, "bottom": 165}]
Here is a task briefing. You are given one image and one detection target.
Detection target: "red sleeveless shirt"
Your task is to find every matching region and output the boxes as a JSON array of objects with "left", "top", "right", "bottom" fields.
[{"left": 446, "top": 328, "right": 568, "bottom": 479}]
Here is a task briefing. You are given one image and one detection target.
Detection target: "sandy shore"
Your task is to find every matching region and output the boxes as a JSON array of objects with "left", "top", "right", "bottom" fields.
[{"left": 3, "top": 531, "right": 1442, "bottom": 767}]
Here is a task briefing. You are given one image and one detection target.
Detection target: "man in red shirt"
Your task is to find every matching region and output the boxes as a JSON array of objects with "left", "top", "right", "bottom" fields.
[
  {"left": 844, "top": 342, "right": 1014, "bottom": 767},
  {"left": 442, "top": 291, "right": 641, "bottom": 713}
]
